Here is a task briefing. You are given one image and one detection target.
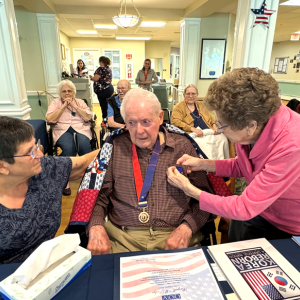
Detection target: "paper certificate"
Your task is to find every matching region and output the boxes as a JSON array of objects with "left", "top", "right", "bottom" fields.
[
  {"left": 226, "top": 247, "right": 300, "bottom": 299},
  {"left": 120, "top": 249, "right": 224, "bottom": 300},
  {"left": 208, "top": 238, "right": 300, "bottom": 300}
]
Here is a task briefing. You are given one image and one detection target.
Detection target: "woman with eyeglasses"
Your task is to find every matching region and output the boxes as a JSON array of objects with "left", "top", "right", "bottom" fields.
[
  {"left": 46, "top": 79, "right": 92, "bottom": 195},
  {"left": 167, "top": 68, "right": 300, "bottom": 241},
  {"left": 135, "top": 59, "right": 158, "bottom": 91},
  {"left": 0, "top": 116, "right": 98, "bottom": 264},
  {"left": 171, "top": 84, "right": 229, "bottom": 160}
]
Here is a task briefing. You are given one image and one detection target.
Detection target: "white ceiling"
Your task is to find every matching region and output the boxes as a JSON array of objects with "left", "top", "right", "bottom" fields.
[
  {"left": 51, "top": 0, "right": 196, "bottom": 9},
  {"left": 14, "top": 0, "right": 300, "bottom": 45}
]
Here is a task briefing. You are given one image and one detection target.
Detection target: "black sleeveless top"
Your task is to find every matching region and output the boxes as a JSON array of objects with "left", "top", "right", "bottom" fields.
[{"left": 107, "top": 95, "right": 124, "bottom": 125}]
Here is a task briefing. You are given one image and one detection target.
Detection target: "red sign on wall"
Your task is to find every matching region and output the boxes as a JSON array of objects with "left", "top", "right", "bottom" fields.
[{"left": 126, "top": 54, "right": 132, "bottom": 59}]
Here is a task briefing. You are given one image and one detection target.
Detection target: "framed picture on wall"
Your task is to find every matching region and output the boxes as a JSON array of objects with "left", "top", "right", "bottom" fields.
[
  {"left": 61, "top": 44, "right": 66, "bottom": 60},
  {"left": 199, "top": 39, "right": 226, "bottom": 79}
]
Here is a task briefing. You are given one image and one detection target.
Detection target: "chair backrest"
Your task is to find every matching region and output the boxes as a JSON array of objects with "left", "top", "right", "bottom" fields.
[
  {"left": 152, "top": 85, "right": 169, "bottom": 109},
  {"left": 200, "top": 220, "right": 217, "bottom": 246}
]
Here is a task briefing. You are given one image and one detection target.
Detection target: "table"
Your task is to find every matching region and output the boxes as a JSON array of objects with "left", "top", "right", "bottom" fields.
[
  {"left": 26, "top": 120, "right": 48, "bottom": 154},
  {"left": 1, "top": 239, "right": 299, "bottom": 300}
]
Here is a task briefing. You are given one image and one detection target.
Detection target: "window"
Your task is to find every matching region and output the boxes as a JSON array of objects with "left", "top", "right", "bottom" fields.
[{"left": 103, "top": 49, "right": 122, "bottom": 79}]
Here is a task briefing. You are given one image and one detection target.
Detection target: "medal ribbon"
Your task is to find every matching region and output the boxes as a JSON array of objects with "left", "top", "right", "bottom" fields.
[{"left": 132, "top": 138, "right": 160, "bottom": 208}]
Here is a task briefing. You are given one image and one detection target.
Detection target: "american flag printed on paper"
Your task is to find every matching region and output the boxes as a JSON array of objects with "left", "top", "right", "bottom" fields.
[{"left": 120, "top": 249, "right": 224, "bottom": 300}]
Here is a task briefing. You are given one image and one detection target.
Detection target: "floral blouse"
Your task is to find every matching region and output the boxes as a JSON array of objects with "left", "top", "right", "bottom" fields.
[{"left": 93, "top": 66, "right": 112, "bottom": 93}]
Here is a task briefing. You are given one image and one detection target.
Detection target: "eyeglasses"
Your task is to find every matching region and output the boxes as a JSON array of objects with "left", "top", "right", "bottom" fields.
[
  {"left": 117, "top": 87, "right": 127, "bottom": 90},
  {"left": 216, "top": 121, "right": 229, "bottom": 132},
  {"left": 13, "top": 140, "right": 42, "bottom": 159},
  {"left": 61, "top": 90, "right": 72, "bottom": 93},
  {"left": 185, "top": 93, "right": 197, "bottom": 97}
]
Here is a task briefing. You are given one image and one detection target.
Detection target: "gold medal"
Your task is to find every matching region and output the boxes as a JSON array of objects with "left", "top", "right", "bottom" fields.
[{"left": 138, "top": 210, "right": 150, "bottom": 223}]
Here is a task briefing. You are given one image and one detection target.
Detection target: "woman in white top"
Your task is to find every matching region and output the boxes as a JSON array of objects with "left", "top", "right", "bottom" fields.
[{"left": 135, "top": 59, "right": 158, "bottom": 91}]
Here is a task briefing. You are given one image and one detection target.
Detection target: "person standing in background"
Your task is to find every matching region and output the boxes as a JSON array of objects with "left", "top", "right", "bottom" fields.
[
  {"left": 73, "top": 59, "right": 89, "bottom": 78},
  {"left": 90, "top": 56, "right": 114, "bottom": 122},
  {"left": 135, "top": 59, "right": 158, "bottom": 91}
]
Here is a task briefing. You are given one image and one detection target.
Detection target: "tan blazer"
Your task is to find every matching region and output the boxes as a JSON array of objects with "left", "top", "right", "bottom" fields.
[
  {"left": 135, "top": 68, "right": 158, "bottom": 91},
  {"left": 171, "top": 100, "right": 215, "bottom": 133}
]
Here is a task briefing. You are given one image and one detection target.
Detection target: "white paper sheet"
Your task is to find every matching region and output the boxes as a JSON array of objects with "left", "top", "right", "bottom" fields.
[{"left": 120, "top": 249, "right": 224, "bottom": 300}]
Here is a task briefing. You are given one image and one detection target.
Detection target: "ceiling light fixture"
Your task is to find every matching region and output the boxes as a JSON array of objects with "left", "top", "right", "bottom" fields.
[
  {"left": 77, "top": 30, "right": 97, "bottom": 34},
  {"left": 116, "top": 37, "right": 151, "bottom": 40},
  {"left": 112, "top": 0, "right": 141, "bottom": 29},
  {"left": 94, "top": 25, "right": 118, "bottom": 29},
  {"left": 280, "top": 0, "right": 300, "bottom": 6},
  {"left": 140, "top": 22, "right": 166, "bottom": 28}
]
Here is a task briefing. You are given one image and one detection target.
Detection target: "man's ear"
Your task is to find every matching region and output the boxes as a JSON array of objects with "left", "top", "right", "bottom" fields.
[
  {"left": 159, "top": 110, "right": 164, "bottom": 124},
  {"left": 247, "top": 120, "right": 258, "bottom": 136},
  {"left": 0, "top": 161, "right": 9, "bottom": 175}
]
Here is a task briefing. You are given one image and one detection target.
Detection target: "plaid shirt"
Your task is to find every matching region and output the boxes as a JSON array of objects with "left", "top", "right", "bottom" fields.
[{"left": 88, "top": 127, "right": 214, "bottom": 234}]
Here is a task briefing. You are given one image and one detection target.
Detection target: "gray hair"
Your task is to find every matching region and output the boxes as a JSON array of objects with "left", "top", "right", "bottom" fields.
[
  {"left": 57, "top": 80, "right": 76, "bottom": 95},
  {"left": 184, "top": 84, "right": 198, "bottom": 95},
  {"left": 120, "top": 88, "right": 161, "bottom": 120}
]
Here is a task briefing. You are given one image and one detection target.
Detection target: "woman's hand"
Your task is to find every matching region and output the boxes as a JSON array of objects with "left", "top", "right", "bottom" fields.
[
  {"left": 176, "top": 154, "right": 216, "bottom": 173},
  {"left": 167, "top": 167, "right": 201, "bottom": 199},
  {"left": 212, "top": 124, "right": 220, "bottom": 135},
  {"left": 68, "top": 99, "right": 78, "bottom": 109},
  {"left": 191, "top": 127, "right": 203, "bottom": 137}
]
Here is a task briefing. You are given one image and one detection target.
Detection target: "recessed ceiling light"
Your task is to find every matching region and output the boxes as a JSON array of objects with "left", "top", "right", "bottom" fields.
[
  {"left": 140, "top": 22, "right": 166, "bottom": 28},
  {"left": 94, "top": 25, "right": 117, "bottom": 29},
  {"left": 77, "top": 30, "right": 97, "bottom": 34},
  {"left": 280, "top": 0, "right": 300, "bottom": 6},
  {"left": 116, "top": 37, "right": 151, "bottom": 40}
]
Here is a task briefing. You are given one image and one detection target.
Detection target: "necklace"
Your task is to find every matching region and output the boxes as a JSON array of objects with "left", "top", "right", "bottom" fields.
[{"left": 186, "top": 104, "right": 200, "bottom": 119}]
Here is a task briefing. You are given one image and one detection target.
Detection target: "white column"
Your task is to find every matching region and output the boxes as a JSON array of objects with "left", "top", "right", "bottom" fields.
[
  {"left": 232, "top": 0, "right": 279, "bottom": 72},
  {"left": 36, "top": 14, "right": 62, "bottom": 103},
  {"left": 178, "top": 18, "right": 201, "bottom": 102},
  {"left": 0, "top": 0, "right": 31, "bottom": 119}
]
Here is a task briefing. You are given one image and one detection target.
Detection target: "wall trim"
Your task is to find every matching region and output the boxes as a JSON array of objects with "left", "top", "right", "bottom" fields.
[{"left": 276, "top": 79, "right": 300, "bottom": 84}]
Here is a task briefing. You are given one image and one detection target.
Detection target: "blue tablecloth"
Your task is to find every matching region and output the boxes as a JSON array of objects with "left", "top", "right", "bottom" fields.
[
  {"left": 0, "top": 239, "right": 299, "bottom": 300},
  {"left": 26, "top": 120, "right": 48, "bottom": 154}
]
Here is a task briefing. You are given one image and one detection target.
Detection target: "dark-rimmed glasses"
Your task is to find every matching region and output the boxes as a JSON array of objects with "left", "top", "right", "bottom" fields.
[{"left": 216, "top": 121, "right": 229, "bottom": 132}]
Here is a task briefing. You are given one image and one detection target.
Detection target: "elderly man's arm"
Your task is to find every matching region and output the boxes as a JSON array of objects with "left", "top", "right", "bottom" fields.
[
  {"left": 165, "top": 142, "right": 212, "bottom": 250},
  {"left": 86, "top": 151, "right": 115, "bottom": 255},
  {"left": 107, "top": 116, "right": 124, "bottom": 128}
]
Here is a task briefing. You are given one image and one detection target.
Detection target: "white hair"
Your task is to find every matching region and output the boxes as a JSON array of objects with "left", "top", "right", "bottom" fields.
[
  {"left": 120, "top": 88, "right": 161, "bottom": 120},
  {"left": 57, "top": 79, "right": 76, "bottom": 95}
]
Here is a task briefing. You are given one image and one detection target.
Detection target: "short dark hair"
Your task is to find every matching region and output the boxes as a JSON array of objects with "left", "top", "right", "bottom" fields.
[
  {"left": 0, "top": 116, "right": 35, "bottom": 164},
  {"left": 99, "top": 56, "right": 111, "bottom": 66},
  {"left": 142, "top": 59, "right": 151, "bottom": 71}
]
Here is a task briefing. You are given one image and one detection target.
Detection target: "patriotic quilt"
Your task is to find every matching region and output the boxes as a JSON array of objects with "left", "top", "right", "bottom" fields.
[
  {"left": 226, "top": 247, "right": 300, "bottom": 300},
  {"left": 120, "top": 249, "right": 224, "bottom": 300}
]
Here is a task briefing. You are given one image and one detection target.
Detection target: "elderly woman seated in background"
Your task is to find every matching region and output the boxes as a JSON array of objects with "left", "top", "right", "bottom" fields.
[
  {"left": 171, "top": 84, "right": 229, "bottom": 159},
  {"left": 0, "top": 116, "right": 98, "bottom": 264},
  {"left": 46, "top": 79, "right": 92, "bottom": 195}
]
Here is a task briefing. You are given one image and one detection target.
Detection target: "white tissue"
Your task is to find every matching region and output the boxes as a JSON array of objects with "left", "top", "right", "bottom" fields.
[{"left": 11, "top": 234, "right": 80, "bottom": 289}]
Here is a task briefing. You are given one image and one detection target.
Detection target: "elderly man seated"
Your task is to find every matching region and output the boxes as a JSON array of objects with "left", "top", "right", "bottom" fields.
[
  {"left": 86, "top": 88, "right": 214, "bottom": 255},
  {"left": 106, "top": 79, "right": 131, "bottom": 129}
]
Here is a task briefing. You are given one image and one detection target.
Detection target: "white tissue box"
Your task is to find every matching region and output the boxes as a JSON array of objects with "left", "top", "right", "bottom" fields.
[{"left": 0, "top": 246, "right": 91, "bottom": 300}]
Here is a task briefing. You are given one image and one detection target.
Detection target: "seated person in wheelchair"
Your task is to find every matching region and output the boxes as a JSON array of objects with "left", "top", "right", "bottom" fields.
[
  {"left": 46, "top": 79, "right": 92, "bottom": 195},
  {"left": 0, "top": 116, "right": 99, "bottom": 264},
  {"left": 106, "top": 79, "right": 131, "bottom": 129},
  {"left": 171, "top": 84, "right": 229, "bottom": 160},
  {"left": 83, "top": 88, "right": 215, "bottom": 255}
]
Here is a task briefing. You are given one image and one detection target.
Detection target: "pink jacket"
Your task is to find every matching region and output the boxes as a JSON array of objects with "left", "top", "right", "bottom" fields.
[{"left": 200, "top": 104, "right": 300, "bottom": 235}]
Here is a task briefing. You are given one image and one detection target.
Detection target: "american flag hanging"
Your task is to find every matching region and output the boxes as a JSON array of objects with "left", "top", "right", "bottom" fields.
[{"left": 251, "top": 0, "right": 276, "bottom": 29}]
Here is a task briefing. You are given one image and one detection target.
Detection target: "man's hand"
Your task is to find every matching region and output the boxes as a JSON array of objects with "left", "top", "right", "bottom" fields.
[
  {"left": 165, "top": 223, "right": 192, "bottom": 250},
  {"left": 87, "top": 225, "right": 111, "bottom": 255}
]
